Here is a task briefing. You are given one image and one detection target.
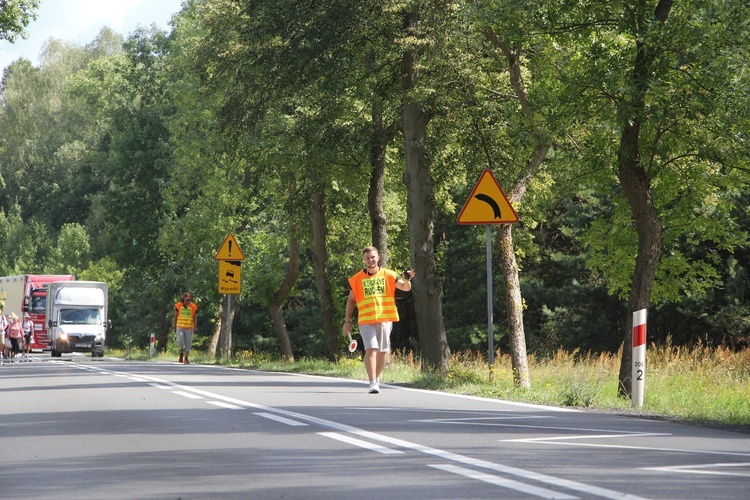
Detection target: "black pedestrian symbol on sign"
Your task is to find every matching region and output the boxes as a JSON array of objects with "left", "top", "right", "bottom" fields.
[{"left": 473, "top": 193, "right": 503, "bottom": 220}]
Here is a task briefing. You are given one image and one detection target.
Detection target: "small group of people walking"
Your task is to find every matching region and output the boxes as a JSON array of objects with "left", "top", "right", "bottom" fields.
[
  {"left": 170, "top": 245, "right": 413, "bottom": 392},
  {"left": 0, "top": 308, "right": 34, "bottom": 360}
]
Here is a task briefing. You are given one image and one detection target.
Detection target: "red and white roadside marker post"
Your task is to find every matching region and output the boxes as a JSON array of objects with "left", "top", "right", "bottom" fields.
[
  {"left": 632, "top": 309, "right": 647, "bottom": 408},
  {"left": 149, "top": 332, "right": 156, "bottom": 358}
]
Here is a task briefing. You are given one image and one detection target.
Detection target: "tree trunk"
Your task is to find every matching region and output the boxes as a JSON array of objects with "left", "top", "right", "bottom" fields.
[
  {"left": 403, "top": 101, "right": 449, "bottom": 373},
  {"left": 157, "top": 302, "right": 171, "bottom": 353},
  {"left": 483, "top": 28, "right": 551, "bottom": 389},
  {"left": 208, "top": 320, "right": 220, "bottom": 358},
  {"left": 216, "top": 294, "right": 237, "bottom": 359},
  {"left": 365, "top": 50, "right": 396, "bottom": 267},
  {"left": 269, "top": 232, "right": 299, "bottom": 362},
  {"left": 616, "top": 0, "right": 671, "bottom": 397},
  {"left": 401, "top": 10, "right": 449, "bottom": 373},
  {"left": 496, "top": 224, "right": 530, "bottom": 388},
  {"left": 310, "top": 173, "right": 338, "bottom": 361}
]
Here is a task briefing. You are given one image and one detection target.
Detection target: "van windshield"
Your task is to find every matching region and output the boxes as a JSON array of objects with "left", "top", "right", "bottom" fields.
[{"left": 60, "top": 309, "right": 101, "bottom": 325}]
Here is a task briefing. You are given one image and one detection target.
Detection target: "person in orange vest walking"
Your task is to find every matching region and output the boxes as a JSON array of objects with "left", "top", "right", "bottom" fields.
[
  {"left": 344, "top": 246, "right": 414, "bottom": 394},
  {"left": 173, "top": 292, "right": 198, "bottom": 364}
]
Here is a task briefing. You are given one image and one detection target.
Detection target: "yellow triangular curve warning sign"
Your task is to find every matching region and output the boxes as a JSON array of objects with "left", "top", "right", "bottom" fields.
[
  {"left": 457, "top": 170, "right": 519, "bottom": 225},
  {"left": 215, "top": 233, "right": 246, "bottom": 261}
]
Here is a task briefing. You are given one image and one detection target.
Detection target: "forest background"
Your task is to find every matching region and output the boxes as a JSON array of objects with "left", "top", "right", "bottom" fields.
[{"left": 0, "top": 1, "right": 748, "bottom": 396}]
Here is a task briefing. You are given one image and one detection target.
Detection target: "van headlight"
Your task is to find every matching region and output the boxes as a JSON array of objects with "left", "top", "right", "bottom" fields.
[{"left": 59, "top": 332, "right": 68, "bottom": 341}]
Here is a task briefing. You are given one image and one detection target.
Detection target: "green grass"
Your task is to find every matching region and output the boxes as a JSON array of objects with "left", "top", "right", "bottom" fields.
[{"left": 116, "top": 342, "right": 750, "bottom": 430}]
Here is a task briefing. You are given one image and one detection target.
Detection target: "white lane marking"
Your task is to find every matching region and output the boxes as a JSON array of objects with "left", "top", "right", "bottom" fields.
[
  {"left": 286, "top": 372, "right": 580, "bottom": 412},
  {"left": 254, "top": 412, "right": 308, "bottom": 427},
  {"left": 172, "top": 390, "right": 203, "bottom": 400},
  {"left": 346, "top": 429, "right": 649, "bottom": 500},
  {"left": 642, "top": 462, "right": 750, "bottom": 477},
  {"left": 510, "top": 433, "right": 669, "bottom": 442},
  {"left": 429, "top": 464, "right": 577, "bottom": 499},
  {"left": 512, "top": 437, "right": 750, "bottom": 458},
  {"left": 80, "top": 364, "right": 645, "bottom": 499},
  {"left": 207, "top": 401, "right": 244, "bottom": 410},
  {"left": 319, "top": 432, "right": 403, "bottom": 455},
  {"left": 413, "top": 416, "right": 551, "bottom": 423},
  {"left": 348, "top": 407, "right": 518, "bottom": 414},
  {"left": 149, "top": 383, "right": 172, "bottom": 389}
]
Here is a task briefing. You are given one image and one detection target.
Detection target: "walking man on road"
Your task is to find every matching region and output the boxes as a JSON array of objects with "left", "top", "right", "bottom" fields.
[
  {"left": 174, "top": 292, "right": 197, "bottom": 364},
  {"left": 344, "top": 246, "right": 414, "bottom": 394}
]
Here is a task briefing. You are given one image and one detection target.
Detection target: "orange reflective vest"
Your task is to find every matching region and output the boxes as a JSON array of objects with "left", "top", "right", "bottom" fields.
[
  {"left": 175, "top": 301, "right": 197, "bottom": 329},
  {"left": 348, "top": 268, "right": 400, "bottom": 324}
]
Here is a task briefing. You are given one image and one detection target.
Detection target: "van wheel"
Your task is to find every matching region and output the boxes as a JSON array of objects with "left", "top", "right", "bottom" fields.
[{"left": 51, "top": 349, "right": 61, "bottom": 358}]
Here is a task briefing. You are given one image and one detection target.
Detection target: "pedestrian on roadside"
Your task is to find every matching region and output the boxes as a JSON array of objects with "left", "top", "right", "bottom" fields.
[
  {"left": 7, "top": 313, "right": 23, "bottom": 359},
  {"left": 22, "top": 313, "right": 34, "bottom": 358},
  {"left": 0, "top": 307, "right": 7, "bottom": 360},
  {"left": 344, "top": 246, "right": 414, "bottom": 394},
  {"left": 173, "top": 292, "right": 197, "bottom": 364}
]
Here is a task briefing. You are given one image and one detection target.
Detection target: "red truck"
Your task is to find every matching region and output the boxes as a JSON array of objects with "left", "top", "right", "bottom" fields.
[{"left": 0, "top": 274, "right": 75, "bottom": 350}]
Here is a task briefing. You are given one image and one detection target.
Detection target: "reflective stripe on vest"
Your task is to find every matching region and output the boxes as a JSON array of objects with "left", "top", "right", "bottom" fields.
[
  {"left": 348, "top": 269, "right": 400, "bottom": 324},
  {"left": 175, "top": 302, "right": 196, "bottom": 329}
]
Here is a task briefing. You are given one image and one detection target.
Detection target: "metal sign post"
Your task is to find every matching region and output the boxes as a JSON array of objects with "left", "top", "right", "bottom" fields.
[
  {"left": 457, "top": 170, "right": 519, "bottom": 377},
  {"left": 486, "top": 226, "right": 494, "bottom": 367},
  {"left": 215, "top": 234, "right": 245, "bottom": 363},
  {"left": 224, "top": 294, "right": 232, "bottom": 362}
]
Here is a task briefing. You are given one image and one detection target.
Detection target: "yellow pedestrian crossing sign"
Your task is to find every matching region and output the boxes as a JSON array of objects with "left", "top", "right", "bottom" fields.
[
  {"left": 457, "top": 170, "right": 519, "bottom": 225},
  {"left": 215, "top": 233, "right": 245, "bottom": 261}
]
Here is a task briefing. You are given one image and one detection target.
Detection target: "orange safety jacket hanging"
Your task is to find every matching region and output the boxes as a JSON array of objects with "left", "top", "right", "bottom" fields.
[{"left": 348, "top": 268, "right": 400, "bottom": 324}]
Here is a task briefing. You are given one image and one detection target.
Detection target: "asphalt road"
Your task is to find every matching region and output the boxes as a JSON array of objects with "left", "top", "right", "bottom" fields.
[{"left": 1, "top": 354, "right": 748, "bottom": 499}]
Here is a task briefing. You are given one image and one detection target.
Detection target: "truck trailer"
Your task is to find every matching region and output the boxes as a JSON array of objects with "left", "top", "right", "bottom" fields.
[
  {"left": 0, "top": 274, "right": 75, "bottom": 350},
  {"left": 46, "top": 281, "right": 109, "bottom": 358}
]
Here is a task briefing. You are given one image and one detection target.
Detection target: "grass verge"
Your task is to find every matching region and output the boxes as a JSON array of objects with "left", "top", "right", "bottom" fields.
[{"left": 116, "top": 342, "right": 750, "bottom": 431}]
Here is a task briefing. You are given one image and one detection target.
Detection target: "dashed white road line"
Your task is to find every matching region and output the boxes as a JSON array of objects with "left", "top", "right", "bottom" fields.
[
  {"left": 65, "top": 362, "right": 650, "bottom": 499},
  {"left": 429, "top": 463, "right": 577, "bottom": 499},
  {"left": 642, "top": 462, "right": 750, "bottom": 477},
  {"left": 206, "top": 400, "right": 244, "bottom": 410},
  {"left": 319, "top": 432, "right": 403, "bottom": 455},
  {"left": 172, "top": 390, "right": 203, "bottom": 399},
  {"left": 254, "top": 411, "right": 308, "bottom": 426}
]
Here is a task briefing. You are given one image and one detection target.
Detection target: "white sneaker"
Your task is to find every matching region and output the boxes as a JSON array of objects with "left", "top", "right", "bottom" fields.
[{"left": 368, "top": 382, "right": 380, "bottom": 394}]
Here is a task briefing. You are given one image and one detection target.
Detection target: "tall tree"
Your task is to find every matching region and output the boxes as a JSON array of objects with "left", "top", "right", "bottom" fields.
[
  {"left": 612, "top": 0, "right": 671, "bottom": 395},
  {"left": 479, "top": 23, "right": 553, "bottom": 388},
  {"left": 400, "top": 7, "right": 451, "bottom": 372},
  {"left": 496, "top": 0, "right": 750, "bottom": 396},
  {"left": 0, "top": 0, "right": 39, "bottom": 43}
]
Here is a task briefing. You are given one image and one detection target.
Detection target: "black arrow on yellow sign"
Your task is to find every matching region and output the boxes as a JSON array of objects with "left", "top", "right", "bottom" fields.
[
  {"left": 473, "top": 193, "right": 503, "bottom": 220},
  {"left": 457, "top": 170, "right": 519, "bottom": 225}
]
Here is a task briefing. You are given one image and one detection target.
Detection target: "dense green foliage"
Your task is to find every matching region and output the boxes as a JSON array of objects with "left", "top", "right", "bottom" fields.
[
  {"left": 0, "top": 0, "right": 39, "bottom": 43},
  {"left": 0, "top": 1, "right": 748, "bottom": 378}
]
